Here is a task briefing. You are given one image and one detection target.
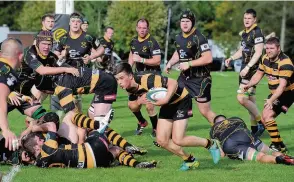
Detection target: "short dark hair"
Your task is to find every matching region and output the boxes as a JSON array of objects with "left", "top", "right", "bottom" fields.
[
  {"left": 244, "top": 9, "right": 257, "bottom": 18},
  {"left": 70, "top": 12, "right": 82, "bottom": 20},
  {"left": 213, "top": 115, "right": 227, "bottom": 124},
  {"left": 41, "top": 13, "right": 54, "bottom": 22},
  {"left": 113, "top": 63, "right": 133, "bottom": 76},
  {"left": 104, "top": 26, "right": 114, "bottom": 32},
  {"left": 137, "top": 18, "right": 149, "bottom": 28},
  {"left": 266, "top": 37, "right": 280, "bottom": 47},
  {"left": 21, "top": 132, "right": 44, "bottom": 155}
]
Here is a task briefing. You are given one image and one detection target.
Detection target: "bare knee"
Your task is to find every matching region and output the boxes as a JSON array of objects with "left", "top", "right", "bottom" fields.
[
  {"left": 172, "top": 136, "right": 183, "bottom": 146},
  {"left": 146, "top": 103, "right": 155, "bottom": 115},
  {"left": 237, "top": 95, "right": 248, "bottom": 105},
  {"left": 156, "top": 137, "right": 169, "bottom": 148},
  {"left": 128, "top": 101, "right": 140, "bottom": 112}
]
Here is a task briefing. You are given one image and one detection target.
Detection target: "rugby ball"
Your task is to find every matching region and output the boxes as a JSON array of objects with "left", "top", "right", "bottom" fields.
[{"left": 146, "top": 87, "right": 167, "bottom": 102}]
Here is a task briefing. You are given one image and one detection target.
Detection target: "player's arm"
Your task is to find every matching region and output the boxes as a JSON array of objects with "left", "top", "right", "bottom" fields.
[
  {"left": 128, "top": 51, "right": 135, "bottom": 66},
  {"left": 225, "top": 47, "right": 243, "bottom": 66},
  {"left": 0, "top": 83, "right": 17, "bottom": 151},
  {"left": 245, "top": 69, "right": 264, "bottom": 89},
  {"left": 268, "top": 78, "right": 287, "bottom": 103},
  {"left": 246, "top": 43, "right": 264, "bottom": 68},
  {"left": 167, "top": 51, "right": 180, "bottom": 67},
  {"left": 136, "top": 38, "right": 161, "bottom": 66},
  {"left": 188, "top": 35, "right": 213, "bottom": 67}
]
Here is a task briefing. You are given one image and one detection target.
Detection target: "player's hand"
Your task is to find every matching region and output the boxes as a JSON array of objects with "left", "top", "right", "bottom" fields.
[
  {"left": 133, "top": 54, "right": 143, "bottom": 63},
  {"left": 8, "top": 92, "right": 22, "bottom": 106},
  {"left": 21, "top": 95, "right": 34, "bottom": 106},
  {"left": 225, "top": 58, "right": 232, "bottom": 67},
  {"left": 2, "top": 129, "right": 18, "bottom": 151},
  {"left": 151, "top": 97, "right": 169, "bottom": 106},
  {"left": 95, "top": 57, "right": 103, "bottom": 63},
  {"left": 137, "top": 94, "right": 148, "bottom": 105},
  {"left": 240, "top": 66, "right": 250, "bottom": 78},
  {"left": 264, "top": 99, "right": 274, "bottom": 110},
  {"left": 164, "top": 63, "right": 172, "bottom": 74},
  {"left": 83, "top": 54, "right": 91, "bottom": 64},
  {"left": 66, "top": 67, "right": 80, "bottom": 77},
  {"left": 179, "top": 62, "right": 189, "bottom": 71}
]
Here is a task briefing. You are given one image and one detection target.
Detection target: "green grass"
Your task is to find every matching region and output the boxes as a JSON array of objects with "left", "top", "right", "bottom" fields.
[{"left": 1, "top": 71, "right": 294, "bottom": 182}]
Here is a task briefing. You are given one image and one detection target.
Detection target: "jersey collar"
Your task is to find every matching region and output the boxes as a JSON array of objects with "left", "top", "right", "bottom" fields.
[
  {"left": 182, "top": 27, "right": 196, "bottom": 38},
  {"left": 0, "top": 57, "right": 13, "bottom": 68},
  {"left": 104, "top": 36, "right": 111, "bottom": 42},
  {"left": 69, "top": 30, "right": 83, "bottom": 39},
  {"left": 138, "top": 33, "right": 150, "bottom": 42},
  {"left": 245, "top": 24, "right": 257, "bottom": 33}
]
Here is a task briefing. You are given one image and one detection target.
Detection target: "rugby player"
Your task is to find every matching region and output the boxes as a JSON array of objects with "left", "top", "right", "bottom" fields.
[
  {"left": 81, "top": 18, "right": 89, "bottom": 32},
  {"left": 21, "top": 111, "right": 156, "bottom": 168},
  {"left": 211, "top": 115, "right": 294, "bottom": 165},
  {"left": 164, "top": 9, "right": 216, "bottom": 124},
  {"left": 0, "top": 38, "right": 24, "bottom": 151},
  {"left": 243, "top": 37, "right": 294, "bottom": 153},
  {"left": 114, "top": 63, "right": 221, "bottom": 171},
  {"left": 128, "top": 18, "right": 161, "bottom": 136},
  {"left": 225, "top": 9, "right": 265, "bottom": 136}
]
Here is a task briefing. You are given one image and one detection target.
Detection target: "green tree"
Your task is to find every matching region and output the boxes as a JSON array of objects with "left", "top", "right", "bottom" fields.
[
  {"left": 104, "top": 1, "right": 167, "bottom": 58},
  {"left": 16, "top": 1, "right": 55, "bottom": 31},
  {"left": 75, "top": 1, "right": 109, "bottom": 37},
  {"left": 0, "top": 1, "right": 24, "bottom": 30}
]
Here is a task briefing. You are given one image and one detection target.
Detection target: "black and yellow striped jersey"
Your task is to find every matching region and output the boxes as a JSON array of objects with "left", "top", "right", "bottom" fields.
[
  {"left": 259, "top": 52, "right": 294, "bottom": 93},
  {"left": 239, "top": 24, "right": 264, "bottom": 64},
  {"left": 127, "top": 73, "right": 189, "bottom": 104},
  {"left": 36, "top": 132, "right": 96, "bottom": 168}
]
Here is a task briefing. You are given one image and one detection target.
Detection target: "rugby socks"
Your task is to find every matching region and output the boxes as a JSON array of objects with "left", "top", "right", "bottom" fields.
[
  {"left": 133, "top": 111, "right": 147, "bottom": 124},
  {"left": 251, "top": 115, "right": 261, "bottom": 134},
  {"left": 205, "top": 139, "right": 213, "bottom": 149},
  {"left": 105, "top": 128, "right": 132, "bottom": 149},
  {"left": 182, "top": 154, "right": 196, "bottom": 162},
  {"left": 149, "top": 115, "right": 158, "bottom": 130},
  {"left": 117, "top": 151, "right": 139, "bottom": 167},
  {"left": 72, "top": 113, "right": 100, "bottom": 129},
  {"left": 265, "top": 120, "right": 283, "bottom": 145}
]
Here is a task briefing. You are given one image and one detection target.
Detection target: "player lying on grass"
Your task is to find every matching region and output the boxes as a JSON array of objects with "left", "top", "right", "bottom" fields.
[
  {"left": 20, "top": 110, "right": 156, "bottom": 168},
  {"left": 114, "top": 63, "right": 221, "bottom": 171},
  {"left": 211, "top": 115, "right": 294, "bottom": 165}
]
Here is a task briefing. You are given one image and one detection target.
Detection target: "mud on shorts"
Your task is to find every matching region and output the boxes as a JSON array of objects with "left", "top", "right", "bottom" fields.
[{"left": 178, "top": 74, "right": 211, "bottom": 103}]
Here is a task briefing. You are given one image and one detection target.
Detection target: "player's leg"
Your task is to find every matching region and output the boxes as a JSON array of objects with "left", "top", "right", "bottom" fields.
[
  {"left": 145, "top": 102, "right": 157, "bottom": 137},
  {"left": 128, "top": 98, "right": 148, "bottom": 135}
]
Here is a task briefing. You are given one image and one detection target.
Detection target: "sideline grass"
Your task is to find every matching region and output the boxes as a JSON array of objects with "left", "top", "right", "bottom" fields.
[{"left": 1, "top": 71, "right": 293, "bottom": 182}]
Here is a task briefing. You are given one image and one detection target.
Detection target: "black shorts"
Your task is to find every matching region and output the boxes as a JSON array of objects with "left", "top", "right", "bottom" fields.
[
  {"left": 178, "top": 74, "right": 211, "bottom": 103},
  {"left": 222, "top": 129, "right": 262, "bottom": 160},
  {"left": 238, "top": 64, "right": 258, "bottom": 86},
  {"left": 7, "top": 100, "right": 41, "bottom": 115},
  {"left": 17, "top": 80, "right": 35, "bottom": 96},
  {"left": 268, "top": 91, "right": 294, "bottom": 116},
  {"left": 92, "top": 72, "right": 117, "bottom": 104},
  {"left": 86, "top": 132, "right": 114, "bottom": 167},
  {"left": 159, "top": 96, "right": 193, "bottom": 120}
]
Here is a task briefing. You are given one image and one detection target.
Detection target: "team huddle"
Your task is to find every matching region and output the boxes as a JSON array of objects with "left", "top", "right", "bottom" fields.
[{"left": 0, "top": 8, "right": 294, "bottom": 172}]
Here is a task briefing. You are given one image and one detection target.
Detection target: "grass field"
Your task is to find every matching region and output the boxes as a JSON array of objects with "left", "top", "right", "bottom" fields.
[{"left": 1, "top": 71, "right": 293, "bottom": 182}]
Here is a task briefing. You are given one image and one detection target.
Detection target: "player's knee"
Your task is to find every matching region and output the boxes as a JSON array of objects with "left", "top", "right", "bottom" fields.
[
  {"left": 156, "top": 138, "right": 168, "bottom": 148},
  {"left": 256, "top": 152, "right": 266, "bottom": 162},
  {"left": 145, "top": 103, "right": 155, "bottom": 114},
  {"left": 237, "top": 95, "right": 248, "bottom": 105},
  {"left": 262, "top": 109, "right": 273, "bottom": 122},
  {"left": 128, "top": 101, "right": 140, "bottom": 112},
  {"left": 172, "top": 137, "right": 184, "bottom": 146}
]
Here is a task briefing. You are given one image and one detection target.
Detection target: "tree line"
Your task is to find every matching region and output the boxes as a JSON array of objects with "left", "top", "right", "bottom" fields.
[{"left": 1, "top": 1, "right": 294, "bottom": 59}]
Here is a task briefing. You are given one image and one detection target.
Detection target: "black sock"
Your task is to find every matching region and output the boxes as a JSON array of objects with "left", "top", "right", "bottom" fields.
[
  {"left": 205, "top": 139, "right": 213, "bottom": 149},
  {"left": 149, "top": 115, "right": 158, "bottom": 130},
  {"left": 133, "top": 111, "right": 147, "bottom": 124},
  {"left": 251, "top": 126, "right": 258, "bottom": 134},
  {"left": 184, "top": 155, "right": 195, "bottom": 162}
]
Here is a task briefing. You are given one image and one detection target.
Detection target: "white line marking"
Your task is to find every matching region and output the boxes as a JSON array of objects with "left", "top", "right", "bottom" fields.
[{"left": 2, "top": 165, "right": 21, "bottom": 182}]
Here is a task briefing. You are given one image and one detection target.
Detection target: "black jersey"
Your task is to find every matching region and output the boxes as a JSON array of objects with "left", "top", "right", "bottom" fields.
[
  {"left": 127, "top": 73, "right": 189, "bottom": 104},
  {"left": 0, "top": 58, "right": 18, "bottom": 91},
  {"left": 56, "top": 32, "right": 98, "bottom": 67},
  {"left": 97, "top": 36, "right": 115, "bottom": 72},
  {"left": 240, "top": 24, "right": 264, "bottom": 65},
  {"left": 175, "top": 28, "right": 211, "bottom": 77},
  {"left": 130, "top": 34, "right": 161, "bottom": 72},
  {"left": 210, "top": 117, "right": 248, "bottom": 146},
  {"left": 0, "top": 136, "right": 15, "bottom": 164},
  {"left": 16, "top": 45, "right": 59, "bottom": 92}
]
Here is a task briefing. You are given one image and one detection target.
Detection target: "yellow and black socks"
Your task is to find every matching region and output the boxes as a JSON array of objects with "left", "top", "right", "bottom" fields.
[
  {"left": 72, "top": 113, "right": 100, "bottom": 129},
  {"left": 265, "top": 120, "right": 283, "bottom": 145},
  {"left": 105, "top": 128, "right": 132, "bottom": 150},
  {"left": 117, "top": 151, "right": 139, "bottom": 167}
]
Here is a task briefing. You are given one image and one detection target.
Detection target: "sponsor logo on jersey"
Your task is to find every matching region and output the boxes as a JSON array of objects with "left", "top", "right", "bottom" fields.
[
  {"left": 81, "top": 42, "right": 87, "bottom": 48},
  {"left": 142, "top": 46, "right": 147, "bottom": 52},
  {"left": 187, "top": 41, "right": 192, "bottom": 48},
  {"left": 104, "top": 94, "right": 116, "bottom": 101}
]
